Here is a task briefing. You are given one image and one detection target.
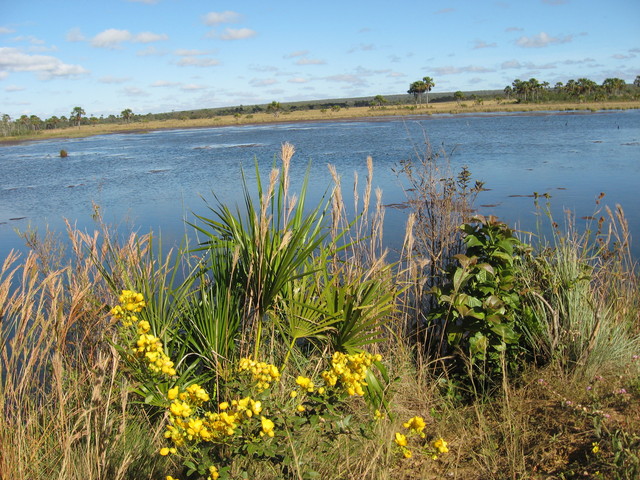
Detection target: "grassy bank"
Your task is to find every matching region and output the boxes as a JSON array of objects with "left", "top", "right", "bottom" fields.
[
  {"left": 2, "top": 99, "right": 639, "bottom": 145},
  {"left": 1, "top": 144, "right": 638, "bottom": 479}
]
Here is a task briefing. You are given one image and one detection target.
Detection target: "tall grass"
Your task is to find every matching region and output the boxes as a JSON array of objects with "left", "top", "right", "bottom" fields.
[
  {"left": 0, "top": 222, "right": 171, "bottom": 479},
  {"left": 0, "top": 144, "right": 638, "bottom": 479}
]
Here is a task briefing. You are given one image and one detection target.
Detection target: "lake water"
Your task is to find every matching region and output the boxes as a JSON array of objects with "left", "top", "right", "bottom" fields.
[{"left": 1, "top": 110, "right": 639, "bottom": 262}]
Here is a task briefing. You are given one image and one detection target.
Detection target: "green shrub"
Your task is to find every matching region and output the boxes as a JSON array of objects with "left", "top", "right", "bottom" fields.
[{"left": 429, "top": 215, "right": 537, "bottom": 395}]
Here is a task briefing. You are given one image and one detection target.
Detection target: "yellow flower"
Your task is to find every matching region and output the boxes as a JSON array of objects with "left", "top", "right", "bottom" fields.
[
  {"left": 218, "top": 401, "right": 229, "bottom": 410},
  {"left": 290, "top": 390, "right": 298, "bottom": 398},
  {"left": 592, "top": 442, "right": 600, "bottom": 454},
  {"left": 394, "top": 432, "right": 407, "bottom": 447},
  {"left": 296, "top": 376, "right": 315, "bottom": 392},
  {"left": 403, "top": 448, "right": 412, "bottom": 458},
  {"left": 208, "top": 465, "right": 220, "bottom": 480},
  {"left": 168, "top": 386, "right": 179, "bottom": 400},
  {"left": 297, "top": 404, "right": 306, "bottom": 412},
  {"left": 166, "top": 476, "right": 179, "bottom": 480},
  {"left": 403, "top": 416, "right": 426, "bottom": 434},
  {"left": 159, "top": 447, "right": 171, "bottom": 456},
  {"left": 260, "top": 416, "right": 275, "bottom": 437},
  {"left": 374, "top": 409, "right": 384, "bottom": 420},
  {"left": 433, "top": 438, "right": 449, "bottom": 454}
]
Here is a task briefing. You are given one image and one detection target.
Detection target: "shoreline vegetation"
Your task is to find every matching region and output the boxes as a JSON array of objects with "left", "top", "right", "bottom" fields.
[
  {"left": 1, "top": 141, "right": 638, "bottom": 479},
  {"left": 2, "top": 98, "right": 639, "bottom": 145}
]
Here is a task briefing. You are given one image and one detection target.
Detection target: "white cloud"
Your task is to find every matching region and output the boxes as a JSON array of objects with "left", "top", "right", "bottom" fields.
[
  {"left": 0, "top": 26, "right": 15, "bottom": 35},
  {"left": 433, "top": 65, "right": 494, "bottom": 75},
  {"left": 219, "top": 28, "right": 256, "bottom": 40},
  {"left": 175, "top": 49, "right": 212, "bottom": 56},
  {"left": 66, "top": 27, "right": 86, "bottom": 42},
  {"left": 181, "top": 84, "right": 207, "bottom": 91},
  {"left": 288, "top": 77, "right": 308, "bottom": 83},
  {"left": 473, "top": 40, "right": 497, "bottom": 49},
  {"left": 347, "top": 44, "right": 374, "bottom": 53},
  {"left": 284, "top": 50, "right": 309, "bottom": 59},
  {"left": 325, "top": 74, "right": 367, "bottom": 86},
  {"left": 177, "top": 57, "right": 220, "bottom": 67},
  {"left": 91, "top": 29, "right": 168, "bottom": 48},
  {"left": 516, "top": 31, "right": 573, "bottom": 48},
  {"left": 99, "top": 75, "right": 131, "bottom": 84},
  {"left": 250, "top": 78, "right": 277, "bottom": 86},
  {"left": 0, "top": 47, "right": 89, "bottom": 79},
  {"left": 137, "top": 46, "right": 166, "bottom": 56},
  {"left": 151, "top": 80, "right": 180, "bottom": 87},
  {"left": 4, "top": 84, "right": 25, "bottom": 92},
  {"left": 612, "top": 53, "right": 636, "bottom": 59},
  {"left": 12, "top": 35, "right": 45, "bottom": 45},
  {"left": 203, "top": 11, "right": 242, "bottom": 25},
  {"left": 505, "top": 26, "right": 523, "bottom": 32},
  {"left": 122, "top": 86, "right": 149, "bottom": 97},
  {"left": 134, "top": 32, "right": 168, "bottom": 43},
  {"left": 91, "top": 29, "right": 133, "bottom": 48},
  {"left": 501, "top": 59, "right": 522, "bottom": 69},
  {"left": 296, "top": 58, "right": 325, "bottom": 65},
  {"left": 387, "top": 71, "right": 405, "bottom": 78}
]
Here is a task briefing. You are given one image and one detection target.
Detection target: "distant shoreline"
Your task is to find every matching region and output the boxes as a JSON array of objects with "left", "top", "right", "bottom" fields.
[{"left": 2, "top": 100, "right": 638, "bottom": 146}]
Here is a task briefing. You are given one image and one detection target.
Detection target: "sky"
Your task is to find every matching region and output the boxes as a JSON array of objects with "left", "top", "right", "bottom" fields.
[{"left": 1, "top": 0, "right": 639, "bottom": 120}]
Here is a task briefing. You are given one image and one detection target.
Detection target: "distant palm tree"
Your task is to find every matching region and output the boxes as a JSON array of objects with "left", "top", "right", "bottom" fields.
[
  {"left": 408, "top": 80, "right": 426, "bottom": 104},
  {"left": 121, "top": 108, "right": 133, "bottom": 123},
  {"left": 70, "top": 106, "right": 85, "bottom": 127},
  {"left": 422, "top": 76, "right": 435, "bottom": 104}
]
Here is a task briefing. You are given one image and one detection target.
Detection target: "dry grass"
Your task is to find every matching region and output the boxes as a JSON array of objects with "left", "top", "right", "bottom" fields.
[{"left": 0, "top": 220, "right": 170, "bottom": 479}]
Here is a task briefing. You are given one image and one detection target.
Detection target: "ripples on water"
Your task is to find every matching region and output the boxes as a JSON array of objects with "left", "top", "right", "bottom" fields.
[{"left": 1, "top": 110, "right": 639, "bottom": 260}]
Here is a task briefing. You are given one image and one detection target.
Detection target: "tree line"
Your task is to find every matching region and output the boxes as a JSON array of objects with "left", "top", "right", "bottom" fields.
[
  {"left": 505, "top": 76, "right": 640, "bottom": 103},
  {"left": 2, "top": 75, "right": 639, "bottom": 137},
  {"left": 0, "top": 106, "right": 137, "bottom": 137}
]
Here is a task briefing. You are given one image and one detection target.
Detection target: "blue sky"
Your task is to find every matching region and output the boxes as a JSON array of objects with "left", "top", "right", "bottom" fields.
[{"left": 1, "top": 0, "right": 638, "bottom": 119}]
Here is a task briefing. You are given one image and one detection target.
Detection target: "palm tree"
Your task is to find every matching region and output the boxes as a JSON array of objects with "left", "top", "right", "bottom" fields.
[
  {"left": 422, "top": 76, "right": 435, "bottom": 104},
  {"left": 70, "top": 106, "right": 85, "bottom": 127},
  {"left": 121, "top": 108, "right": 133, "bottom": 123},
  {"left": 408, "top": 80, "right": 426, "bottom": 105}
]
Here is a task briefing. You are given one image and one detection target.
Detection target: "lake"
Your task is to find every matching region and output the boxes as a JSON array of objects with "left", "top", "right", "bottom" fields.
[{"left": 1, "top": 109, "right": 639, "bottom": 262}]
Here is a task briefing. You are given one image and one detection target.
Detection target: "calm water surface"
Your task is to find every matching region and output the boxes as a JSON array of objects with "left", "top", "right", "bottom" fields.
[{"left": 1, "top": 110, "right": 639, "bottom": 261}]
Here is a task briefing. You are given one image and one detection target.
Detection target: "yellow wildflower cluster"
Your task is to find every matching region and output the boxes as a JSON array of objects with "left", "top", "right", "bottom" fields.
[
  {"left": 260, "top": 416, "right": 275, "bottom": 437},
  {"left": 394, "top": 432, "right": 412, "bottom": 458},
  {"left": 208, "top": 465, "right": 220, "bottom": 480},
  {"left": 433, "top": 437, "right": 449, "bottom": 454},
  {"left": 295, "top": 376, "right": 315, "bottom": 392},
  {"left": 238, "top": 357, "right": 281, "bottom": 391},
  {"left": 164, "top": 385, "right": 272, "bottom": 449},
  {"left": 321, "top": 351, "right": 382, "bottom": 396},
  {"left": 110, "top": 290, "right": 146, "bottom": 326},
  {"left": 135, "top": 333, "right": 176, "bottom": 376},
  {"left": 403, "top": 416, "right": 426, "bottom": 438},
  {"left": 111, "top": 290, "right": 176, "bottom": 378},
  {"left": 395, "top": 415, "right": 449, "bottom": 460}
]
